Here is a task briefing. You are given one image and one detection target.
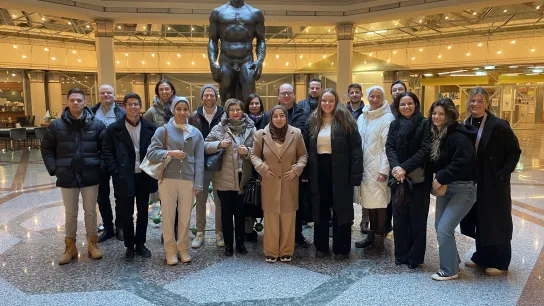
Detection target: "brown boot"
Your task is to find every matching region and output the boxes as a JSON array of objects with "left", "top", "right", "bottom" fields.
[
  {"left": 363, "top": 234, "right": 384, "bottom": 255},
  {"left": 87, "top": 235, "right": 104, "bottom": 260},
  {"left": 58, "top": 238, "right": 78, "bottom": 265}
]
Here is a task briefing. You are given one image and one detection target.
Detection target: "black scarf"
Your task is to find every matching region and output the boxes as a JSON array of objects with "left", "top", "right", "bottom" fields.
[{"left": 397, "top": 112, "right": 423, "bottom": 140}]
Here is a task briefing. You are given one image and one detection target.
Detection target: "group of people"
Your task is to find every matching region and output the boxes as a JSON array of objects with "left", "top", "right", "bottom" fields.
[{"left": 40, "top": 78, "right": 521, "bottom": 282}]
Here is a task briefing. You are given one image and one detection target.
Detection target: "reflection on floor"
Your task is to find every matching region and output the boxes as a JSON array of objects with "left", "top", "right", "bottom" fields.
[{"left": 0, "top": 126, "right": 543, "bottom": 305}]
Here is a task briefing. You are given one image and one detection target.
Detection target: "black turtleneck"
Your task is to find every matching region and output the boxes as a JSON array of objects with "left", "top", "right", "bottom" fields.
[{"left": 470, "top": 116, "right": 484, "bottom": 128}]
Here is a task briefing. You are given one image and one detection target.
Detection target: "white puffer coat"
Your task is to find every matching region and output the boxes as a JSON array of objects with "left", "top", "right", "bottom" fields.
[{"left": 357, "top": 101, "right": 395, "bottom": 209}]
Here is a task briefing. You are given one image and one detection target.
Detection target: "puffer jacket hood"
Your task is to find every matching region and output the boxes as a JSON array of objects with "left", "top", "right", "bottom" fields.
[{"left": 362, "top": 100, "right": 392, "bottom": 120}]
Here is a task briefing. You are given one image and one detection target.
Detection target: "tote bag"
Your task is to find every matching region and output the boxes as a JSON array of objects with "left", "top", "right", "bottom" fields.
[{"left": 139, "top": 127, "right": 171, "bottom": 180}]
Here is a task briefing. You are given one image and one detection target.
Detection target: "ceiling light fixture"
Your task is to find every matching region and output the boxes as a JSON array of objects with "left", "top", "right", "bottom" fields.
[
  {"left": 484, "top": 65, "right": 495, "bottom": 69},
  {"left": 423, "top": 73, "right": 433, "bottom": 77},
  {"left": 167, "top": 27, "right": 171, "bottom": 30},
  {"left": 511, "top": 40, "right": 516, "bottom": 44},
  {"left": 86, "top": 25, "right": 90, "bottom": 29},
  {"left": 42, "top": 17, "right": 46, "bottom": 21},
  {"left": 447, "top": 45, "right": 452, "bottom": 50},
  {"left": 508, "top": 66, "right": 518, "bottom": 69},
  {"left": 331, "top": 62, "right": 334, "bottom": 65},
  {"left": 285, "top": 62, "right": 289, "bottom": 66},
  {"left": 12, "top": 14, "right": 16, "bottom": 18},
  {"left": 191, "top": 61, "right": 195, "bottom": 65},
  {"left": 369, "top": 52, "right": 373, "bottom": 56},
  {"left": 478, "top": 43, "right": 483, "bottom": 47},
  {"left": 497, "top": 50, "right": 502, "bottom": 54},
  {"left": 504, "top": 10, "right": 508, "bottom": 13},
  {"left": 151, "top": 53, "right": 155, "bottom": 57},
  {"left": 125, "top": 52, "right": 129, "bottom": 56},
  {"left": 466, "top": 52, "right": 471, "bottom": 56},
  {"left": 531, "top": 48, "right": 535, "bottom": 52},
  {"left": 116, "top": 60, "right": 120, "bottom": 64},
  {"left": 299, "top": 54, "right": 303, "bottom": 59},
  {"left": 167, "top": 61, "right": 171, "bottom": 65},
  {"left": 68, "top": 21, "right": 72, "bottom": 25},
  {"left": 419, "top": 48, "right": 423, "bottom": 52},
  {"left": 21, "top": 55, "right": 27, "bottom": 59},
  {"left": 141, "top": 61, "right": 145, "bottom": 64},
  {"left": 177, "top": 53, "right": 181, "bottom": 58},
  {"left": 51, "top": 56, "right": 56, "bottom": 60},
  {"left": 323, "top": 54, "right": 327, "bottom": 58},
  {"left": 13, "top": 45, "right": 17, "bottom": 49},
  {"left": 77, "top": 59, "right": 82, "bottom": 63},
  {"left": 438, "top": 54, "right": 442, "bottom": 59},
  {"left": 387, "top": 58, "right": 391, "bottom": 62},
  {"left": 275, "top": 54, "right": 279, "bottom": 59},
  {"left": 393, "top": 50, "right": 397, "bottom": 54},
  {"left": 72, "top": 50, "right": 76, "bottom": 54},
  {"left": 473, "top": 12, "right": 477, "bottom": 16},
  {"left": 532, "top": 69, "right": 544, "bottom": 73},
  {"left": 44, "top": 47, "right": 49, "bottom": 51},
  {"left": 308, "top": 62, "right": 312, "bottom": 66},
  {"left": 411, "top": 56, "right": 415, "bottom": 60}
]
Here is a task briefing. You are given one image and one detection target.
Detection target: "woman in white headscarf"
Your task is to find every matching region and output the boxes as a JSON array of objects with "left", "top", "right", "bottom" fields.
[{"left": 355, "top": 85, "right": 395, "bottom": 255}]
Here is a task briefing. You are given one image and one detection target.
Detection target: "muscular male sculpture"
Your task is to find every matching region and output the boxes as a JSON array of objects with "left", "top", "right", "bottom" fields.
[{"left": 208, "top": 0, "right": 266, "bottom": 104}]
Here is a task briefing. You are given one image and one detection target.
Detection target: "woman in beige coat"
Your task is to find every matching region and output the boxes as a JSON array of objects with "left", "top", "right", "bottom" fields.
[{"left": 251, "top": 105, "right": 308, "bottom": 263}]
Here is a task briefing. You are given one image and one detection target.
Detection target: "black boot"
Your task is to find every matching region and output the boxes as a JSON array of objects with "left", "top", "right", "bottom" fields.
[
  {"left": 97, "top": 229, "right": 115, "bottom": 243},
  {"left": 245, "top": 230, "right": 258, "bottom": 242},
  {"left": 364, "top": 234, "right": 384, "bottom": 255},
  {"left": 360, "top": 221, "right": 370, "bottom": 234},
  {"left": 116, "top": 227, "right": 124, "bottom": 241},
  {"left": 355, "top": 230, "right": 374, "bottom": 248}
]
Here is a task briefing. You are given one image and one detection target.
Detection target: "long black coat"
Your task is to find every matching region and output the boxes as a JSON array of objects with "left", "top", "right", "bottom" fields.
[
  {"left": 102, "top": 116, "right": 158, "bottom": 196},
  {"left": 386, "top": 116, "right": 433, "bottom": 194},
  {"left": 41, "top": 107, "right": 106, "bottom": 188},
  {"left": 307, "top": 124, "right": 363, "bottom": 226},
  {"left": 460, "top": 113, "right": 521, "bottom": 246}
]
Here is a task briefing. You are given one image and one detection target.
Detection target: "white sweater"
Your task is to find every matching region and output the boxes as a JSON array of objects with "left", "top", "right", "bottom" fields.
[{"left": 317, "top": 117, "right": 332, "bottom": 154}]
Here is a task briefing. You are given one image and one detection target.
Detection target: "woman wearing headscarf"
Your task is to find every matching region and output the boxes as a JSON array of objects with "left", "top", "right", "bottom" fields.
[
  {"left": 306, "top": 89, "right": 363, "bottom": 260},
  {"left": 251, "top": 105, "right": 308, "bottom": 263},
  {"left": 355, "top": 85, "right": 395, "bottom": 255},
  {"left": 428, "top": 98, "right": 476, "bottom": 281},
  {"left": 205, "top": 98, "right": 256, "bottom": 256},
  {"left": 461, "top": 87, "right": 521, "bottom": 276},
  {"left": 386, "top": 92, "right": 432, "bottom": 269},
  {"left": 146, "top": 97, "right": 205, "bottom": 266}
]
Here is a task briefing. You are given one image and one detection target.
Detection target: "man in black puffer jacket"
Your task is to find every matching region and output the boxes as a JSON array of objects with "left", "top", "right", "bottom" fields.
[
  {"left": 298, "top": 77, "right": 323, "bottom": 116},
  {"left": 41, "top": 88, "right": 106, "bottom": 265}
]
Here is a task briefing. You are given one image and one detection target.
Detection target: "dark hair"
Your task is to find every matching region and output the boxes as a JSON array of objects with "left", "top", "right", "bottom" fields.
[
  {"left": 154, "top": 79, "right": 176, "bottom": 97},
  {"left": 391, "top": 80, "right": 407, "bottom": 92},
  {"left": 392, "top": 92, "right": 420, "bottom": 118},
  {"left": 308, "top": 88, "right": 357, "bottom": 137},
  {"left": 428, "top": 98, "right": 459, "bottom": 129},
  {"left": 245, "top": 94, "right": 264, "bottom": 114},
  {"left": 67, "top": 88, "right": 85, "bottom": 99},
  {"left": 348, "top": 83, "right": 362, "bottom": 93},
  {"left": 309, "top": 77, "right": 322, "bottom": 87},
  {"left": 123, "top": 93, "right": 142, "bottom": 106}
]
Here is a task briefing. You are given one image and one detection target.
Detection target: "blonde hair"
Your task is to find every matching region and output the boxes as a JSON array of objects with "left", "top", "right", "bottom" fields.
[{"left": 465, "top": 87, "right": 492, "bottom": 118}]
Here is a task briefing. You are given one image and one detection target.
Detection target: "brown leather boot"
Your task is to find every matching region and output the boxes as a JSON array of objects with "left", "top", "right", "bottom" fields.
[
  {"left": 363, "top": 234, "right": 384, "bottom": 255},
  {"left": 59, "top": 238, "right": 78, "bottom": 265},
  {"left": 87, "top": 235, "right": 104, "bottom": 260}
]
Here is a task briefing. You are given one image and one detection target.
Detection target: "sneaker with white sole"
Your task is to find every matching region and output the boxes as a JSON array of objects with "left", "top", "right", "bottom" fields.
[
  {"left": 265, "top": 256, "right": 277, "bottom": 263},
  {"left": 216, "top": 232, "right": 225, "bottom": 247},
  {"left": 432, "top": 271, "right": 459, "bottom": 281},
  {"left": 191, "top": 232, "right": 204, "bottom": 248}
]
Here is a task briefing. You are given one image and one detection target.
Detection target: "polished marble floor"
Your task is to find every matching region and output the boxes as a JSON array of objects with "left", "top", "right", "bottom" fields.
[{"left": 0, "top": 126, "right": 543, "bottom": 305}]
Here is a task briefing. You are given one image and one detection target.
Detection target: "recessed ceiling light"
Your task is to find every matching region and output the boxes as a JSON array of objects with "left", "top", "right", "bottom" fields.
[
  {"left": 167, "top": 61, "right": 171, "bottom": 65},
  {"left": 484, "top": 65, "right": 495, "bottom": 69},
  {"left": 21, "top": 55, "right": 27, "bottom": 59},
  {"left": 473, "top": 12, "right": 477, "bottom": 16},
  {"left": 411, "top": 57, "right": 415, "bottom": 60},
  {"left": 141, "top": 61, "right": 145, "bottom": 64},
  {"left": 275, "top": 54, "right": 279, "bottom": 59},
  {"left": 51, "top": 56, "right": 56, "bottom": 60},
  {"left": 531, "top": 48, "right": 535, "bottom": 52},
  {"left": 12, "top": 45, "right": 17, "bottom": 49},
  {"left": 423, "top": 73, "right": 433, "bottom": 77},
  {"left": 77, "top": 59, "right": 82, "bottom": 63},
  {"left": 68, "top": 21, "right": 72, "bottom": 25},
  {"left": 497, "top": 50, "right": 502, "bottom": 54},
  {"left": 285, "top": 62, "right": 289, "bottom": 66},
  {"left": 41, "top": 17, "right": 46, "bottom": 21},
  {"left": 447, "top": 45, "right": 452, "bottom": 50},
  {"left": 509, "top": 66, "right": 518, "bottom": 68},
  {"left": 117, "top": 26, "right": 122, "bottom": 29},
  {"left": 393, "top": 50, "right": 397, "bottom": 54},
  {"left": 419, "top": 48, "right": 423, "bottom": 52},
  {"left": 72, "top": 50, "right": 76, "bottom": 54},
  {"left": 116, "top": 60, "right": 120, "bottom": 64},
  {"left": 466, "top": 52, "right": 471, "bottom": 56},
  {"left": 478, "top": 43, "right": 483, "bottom": 47},
  {"left": 167, "top": 27, "right": 171, "bottom": 30},
  {"left": 151, "top": 53, "right": 155, "bottom": 57},
  {"left": 532, "top": 69, "right": 544, "bottom": 73},
  {"left": 511, "top": 40, "right": 516, "bottom": 44},
  {"left": 44, "top": 47, "right": 49, "bottom": 51},
  {"left": 387, "top": 58, "right": 391, "bottom": 62},
  {"left": 438, "top": 54, "right": 442, "bottom": 59},
  {"left": 125, "top": 52, "right": 129, "bottom": 56},
  {"left": 177, "top": 53, "right": 181, "bottom": 58},
  {"left": 308, "top": 62, "right": 312, "bottom": 66},
  {"left": 86, "top": 25, "right": 90, "bottom": 28},
  {"left": 504, "top": 10, "right": 508, "bottom": 13},
  {"left": 12, "top": 15, "right": 16, "bottom": 18}
]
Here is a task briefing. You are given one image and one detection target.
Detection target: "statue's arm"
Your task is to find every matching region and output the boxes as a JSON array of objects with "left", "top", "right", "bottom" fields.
[
  {"left": 208, "top": 9, "right": 220, "bottom": 66},
  {"left": 254, "top": 10, "right": 266, "bottom": 64}
]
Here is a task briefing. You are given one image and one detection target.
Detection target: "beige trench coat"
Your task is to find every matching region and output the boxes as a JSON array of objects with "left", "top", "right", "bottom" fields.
[{"left": 251, "top": 125, "right": 308, "bottom": 214}]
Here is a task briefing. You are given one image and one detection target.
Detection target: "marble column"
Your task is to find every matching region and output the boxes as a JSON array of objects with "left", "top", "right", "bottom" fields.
[
  {"left": 46, "top": 71, "right": 63, "bottom": 118},
  {"left": 93, "top": 20, "right": 116, "bottom": 89},
  {"left": 336, "top": 24, "right": 354, "bottom": 103},
  {"left": 28, "top": 71, "right": 46, "bottom": 125}
]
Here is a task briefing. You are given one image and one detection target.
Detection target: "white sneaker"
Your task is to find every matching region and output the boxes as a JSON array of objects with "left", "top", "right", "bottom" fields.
[
  {"left": 432, "top": 271, "right": 459, "bottom": 281},
  {"left": 216, "top": 232, "right": 225, "bottom": 247},
  {"left": 191, "top": 232, "right": 204, "bottom": 248}
]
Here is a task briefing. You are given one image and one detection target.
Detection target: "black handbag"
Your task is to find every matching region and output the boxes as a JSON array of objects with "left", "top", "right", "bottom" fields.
[
  {"left": 204, "top": 149, "right": 224, "bottom": 171},
  {"left": 243, "top": 177, "right": 261, "bottom": 208}
]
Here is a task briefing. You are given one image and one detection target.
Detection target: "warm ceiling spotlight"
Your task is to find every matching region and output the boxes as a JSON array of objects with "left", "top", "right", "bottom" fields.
[
  {"left": 328, "top": 29, "right": 331, "bottom": 33},
  {"left": 531, "top": 48, "right": 535, "bottom": 52},
  {"left": 504, "top": 10, "right": 508, "bottom": 13},
  {"left": 51, "top": 56, "right": 56, "bottom": 60},
  {"left": 478, "top": 43, "right": 483, "bottom": 47},
  {"left": 299, "top": 55, "right": 303, "bottom": 59},
  {"left": 41, "top": 17, "right": 46, "bottom": 21},
  {"left": 447, "top": 45, "right": 452, "bottom": 50},
  {"left": 419, "top": 48, "right": 423, "bottom": 52},
  {"left": 323, "top": 54, "right": 327, "bottom": 58},
  {"left": 191, "top": 27, "right": 194, "bottom": 31},
  {"left": 308, "top": 62, "right": 312, "bottom": 66},
  {"left": 86, "top": 25, "right": 90, "bottom": 28},
  {"left": 13, "top": 45, "right": 17, "bottom": 49},
  {"left": 167, "top": 27, "right": 171, "bottom": 30},
  {"left": 369, "top": 52, "right": 373, "bottom": 56},
  {"left": 387, "top": 58, "right": 391, "bottom": 62},
  {"left": 466, "top": 52, "right": 471, "bottom": 56},
  {"left": 68, "top": 21, "right": 72, "bottom": 25},
  {"left": 125, "top": 52, "right": 129, "bottom": 56},
  {"left": 72, "top": 50, "right": 76, "bottom": 54},
  {"left": 117, "top": 26, "right": 122, "bottom": 29},
  {"left": 445, "top": 16, "right": 449, "bottom": 20},
  {"left": 143, "top": 25, "right": 146, "bottom": 29},
  {"left": 393, "top": 50, "right": 397, "bottom": 54},
  {"left": 537, "top": 6, "right": 540, "bottom": 10},
  {"left": 438, "top": 54, "right": 442, "bottom": 59},
  {"left": 411, "top": 57, "right": 415, "bottom": 60},
  {"left": 12, "top": 14, "right": 17, "bottom": 18},
  {"left": 419, "top": 19, "right": 423, "bottom": 23},
  {"left": 21, "top": 55, "right": 27, "bottom": 59},
  {"left": 116, "top": 60, "right": 120, "bottom": 64},
  {"left": 263, "top": 62, "right": 266, "bottom": 66},
  {"left": 167, "top": 61, "right": 171, "bottom": 65},
  {"left": 44, "top": 47, "right": 49, "bottom": 51},
  {"left": 331, "top": 62, "right": 334, "bottom": 65},
  {"left": 177, "top": 53, "right": 181, "bottom": 58},
  {"left": 151, "top": 53, "right": 155, "bottom": 57},
  {"left": 191, "top": 61, "right": 195, "bottom": 65},
  {"left": 141, "top": 61, "right": 145, "bottom": 64},
  {"left": 511, "top": 40, "right": 516, "bottom": 44},
  {"left": 77, "top": 59, "right": 82, "bottom": 63},
  {"left": 275, "top": 54, "right": 279, "bottom": 59},
  {"left": 497, "top": 50, "right": 502, "bottom": 54},
  {"left": 285, "top": 62, "right": 289, "bottom": 66},
  {"left": 473, "top": 12, "right": 477, "bottom": 15}
]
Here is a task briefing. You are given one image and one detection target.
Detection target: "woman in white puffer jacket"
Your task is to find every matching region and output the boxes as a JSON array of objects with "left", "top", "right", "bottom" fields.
[{"left": 355, "top": 85, "right": 395, "bottom": 255}]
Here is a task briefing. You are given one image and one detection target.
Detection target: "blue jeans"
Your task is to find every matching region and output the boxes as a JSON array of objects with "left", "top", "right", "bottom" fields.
[{"left": 435, "top": 181, "right": 476, "bottom": 275}]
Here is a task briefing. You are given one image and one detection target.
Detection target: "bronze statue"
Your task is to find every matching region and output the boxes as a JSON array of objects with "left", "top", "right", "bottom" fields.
[{"left": 208, "top": 0, "right": 266, "bottom": 104}]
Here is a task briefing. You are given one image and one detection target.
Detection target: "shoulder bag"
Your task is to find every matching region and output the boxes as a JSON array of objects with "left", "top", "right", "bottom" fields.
[
  {"left": 139, "top": 127, "right": 172, "bottom": 180},
  {"left": 204, "top": 149, "right": 225, "bottom": 171}
]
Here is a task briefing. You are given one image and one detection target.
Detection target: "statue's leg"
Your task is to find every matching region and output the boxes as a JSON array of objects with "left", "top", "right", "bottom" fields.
[
  {"left": 240, "top": 61, "right": 256, "bottom": 105},
  {"left": 219, "top": 61, "right": 236, "bottom": 105}
]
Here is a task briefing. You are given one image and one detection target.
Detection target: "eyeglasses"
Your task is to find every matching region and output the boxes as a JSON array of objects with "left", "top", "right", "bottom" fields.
[
  {"left": 228, "top": 109, "right": 243, "bottom": 113},
  {"left": 279, "top": 92, "right": 294, "bottom": 97},
  {"left": 126, "top": 103, "right": 141, "bottom": 108}
]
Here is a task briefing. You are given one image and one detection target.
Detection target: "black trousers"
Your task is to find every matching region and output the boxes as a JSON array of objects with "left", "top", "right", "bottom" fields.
[
  {"left": 392, "top": 183, "right": 430, "bottom": 264},
  {"left": 313, "top": 154, "right": 351, "bottom": 255},
  {"left": 121, "top": 173, "right": 150, "bottom": 249},
  {"left": 471, "top": 232, "right": 512, "bottom": 270},
  {"left": 296, "top": 181, "right": 308, "bottom": 239},
  {"left": 217, "top": 190, "right": 245, "bottom": 247},
  {"left": 97, "top": 169, "right": 122, "bottom": 232},
  {"left": 387, "top": 201, "right": 393, "bottom": 227}
]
